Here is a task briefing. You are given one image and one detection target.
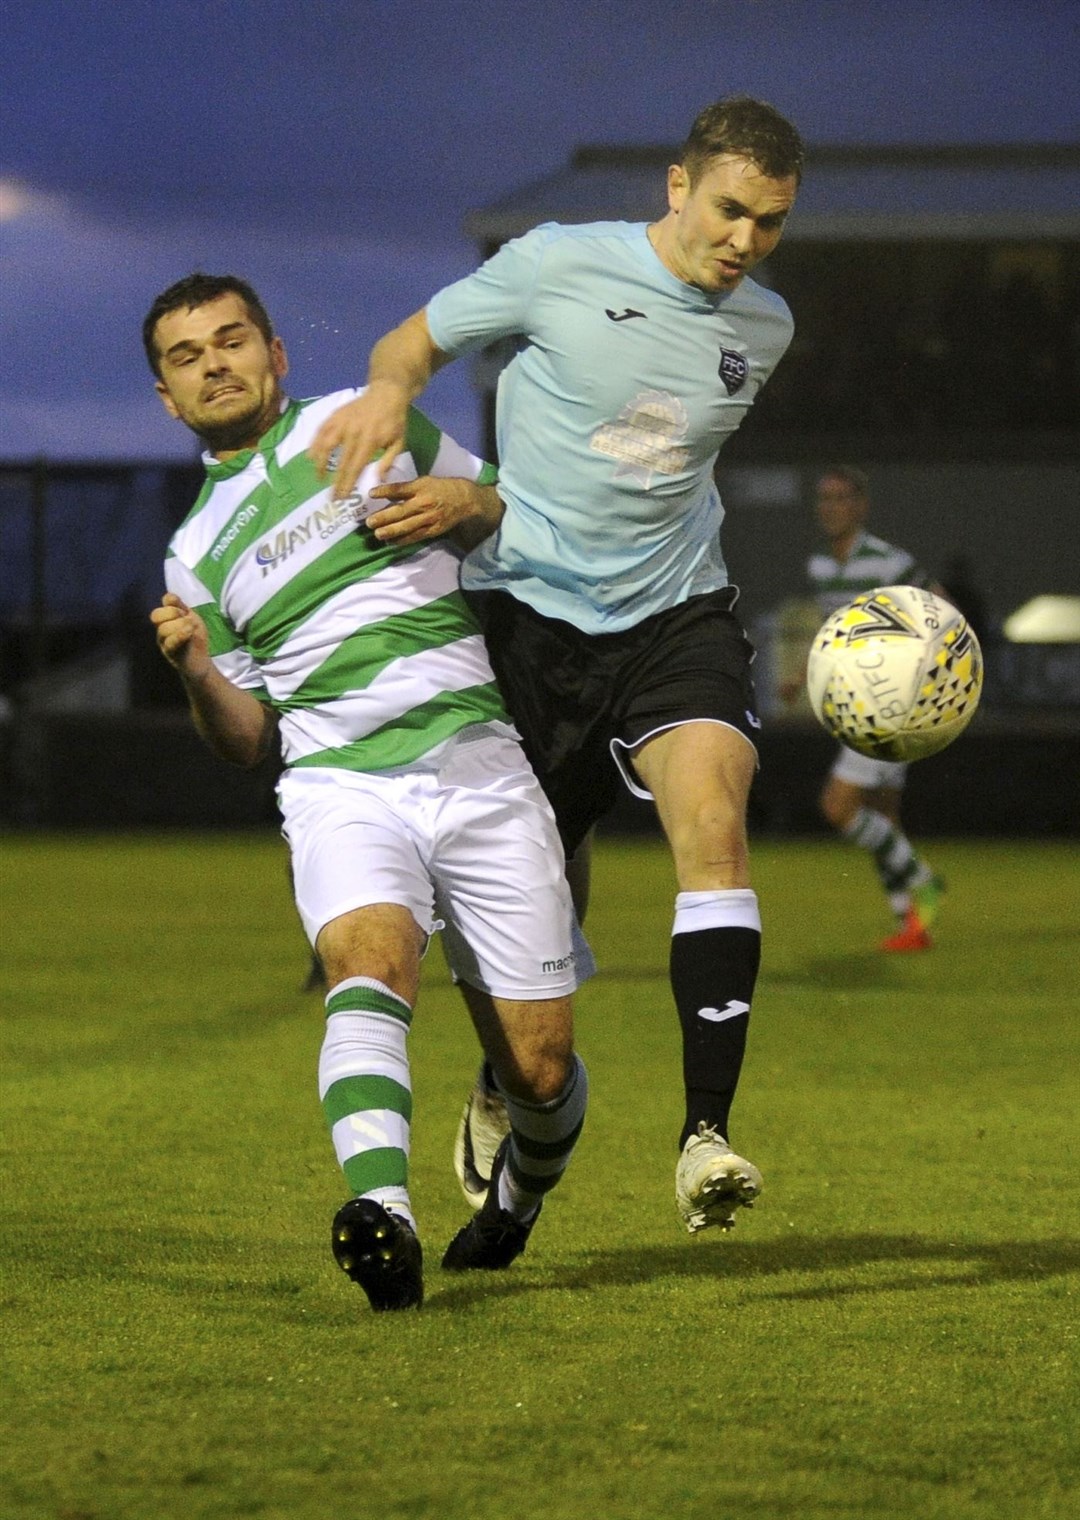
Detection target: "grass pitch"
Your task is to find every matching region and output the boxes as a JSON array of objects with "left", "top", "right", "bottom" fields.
[{"left": 1, "top": 831, "right": 1077, "bottom": 1520}]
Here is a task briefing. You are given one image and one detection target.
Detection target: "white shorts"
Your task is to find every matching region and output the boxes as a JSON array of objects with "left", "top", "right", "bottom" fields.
[
  {"left": 277, "top": 733, "right": 585, "bottom": 1000},
  {"left": 830, "top": 743, "right": 908, "bottom": 791}
]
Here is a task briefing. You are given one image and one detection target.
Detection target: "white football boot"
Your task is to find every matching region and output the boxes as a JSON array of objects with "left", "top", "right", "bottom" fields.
[
  {"left": 675, "top": 1122, "right": 763, "bottom": 1234},
  {"left": 453, "top": 1062, "right": 511, "bottom": 1211}
]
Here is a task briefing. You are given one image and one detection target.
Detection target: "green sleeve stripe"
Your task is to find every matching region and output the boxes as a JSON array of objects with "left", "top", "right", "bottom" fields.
[
  {"left": 325, "top": 986, "right": 413, "bottom": 1024},
  {"left": 404, "top": 404, "right": 497, "bottom": 482},
  {"left": 323, "top": 1074, "right": 413, "bottom": 1128},
  {"left": 200, "top": 603, "right": 243, "bottom": 655},
  {"left": 288, "top": 683, "right": 509, "bottom": 773},
  {"left": 179, "top": 475, "right": 218, "bottom": 531},
  {"left": 277, "top": 593, "right": 482, "bottom": 710}
]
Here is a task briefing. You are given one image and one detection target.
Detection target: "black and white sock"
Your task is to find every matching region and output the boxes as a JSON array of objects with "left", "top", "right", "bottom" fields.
[
  {"left": 496, "top": 1055, "right": 589, "bottom": 1221},
  {"left": 670, "top": 889, "right": 761, "bottom": 1149}
]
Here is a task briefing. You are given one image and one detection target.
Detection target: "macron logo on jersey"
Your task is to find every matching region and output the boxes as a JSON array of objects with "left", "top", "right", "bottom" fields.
[{"left": 210, "top": 503, "right": 260, "bottom": 561}]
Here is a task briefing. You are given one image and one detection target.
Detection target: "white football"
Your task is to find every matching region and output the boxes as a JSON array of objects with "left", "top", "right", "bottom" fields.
[{"left": 806, "top": 585, "right": 984, "bottom": 761}]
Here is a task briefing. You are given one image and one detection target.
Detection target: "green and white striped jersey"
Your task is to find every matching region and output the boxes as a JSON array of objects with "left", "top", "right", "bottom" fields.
[
  {"left": 164, "top": 389, "right": 514, "bottom": 774},
  {"left": 807, "top": 529, "right": 931, "bottom": 618}
]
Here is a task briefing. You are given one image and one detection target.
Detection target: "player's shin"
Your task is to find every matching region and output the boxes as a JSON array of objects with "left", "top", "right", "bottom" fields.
[
  {"left": 319, "top": 977, "right": 415, "bottom": 1228},
  {"left": 497, "top": 1054, "right": 589, "bottom": 1221},
  {"left": 670, "top": 890, "right": 761, "bottom": 1147},
  {"left": 845, "top": 806, "right": 928, "bottom": 914}
]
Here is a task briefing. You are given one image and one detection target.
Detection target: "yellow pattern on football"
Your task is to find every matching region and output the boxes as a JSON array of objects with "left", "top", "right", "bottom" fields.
[{"left": 806, "top": 585, "right": 984, "bottom": 761}]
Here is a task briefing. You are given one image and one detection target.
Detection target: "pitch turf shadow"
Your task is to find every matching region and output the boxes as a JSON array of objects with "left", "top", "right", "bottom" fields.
[
  {"left": 764, "top": 954, "right": 904, "bottom": 991},
  {"left": 21, "top": 1217, "right": 1073, "bottom": 1316},
  {"left": 429, "top": 1232, "right": 1080, "bottom": 1310}
]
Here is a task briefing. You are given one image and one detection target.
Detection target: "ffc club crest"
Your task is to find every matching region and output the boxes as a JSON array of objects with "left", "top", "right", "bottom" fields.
[{"left": 718, "top": 348, "right": 748, "bottom": 396}]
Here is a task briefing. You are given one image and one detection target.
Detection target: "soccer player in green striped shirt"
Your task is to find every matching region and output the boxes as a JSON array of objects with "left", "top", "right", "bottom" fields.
[
  {"left": 144, "top": 273, "right": 589, "bottom": 1310},
  {"left": 801, "top": 465, "right": 946, "bottom": 951}
]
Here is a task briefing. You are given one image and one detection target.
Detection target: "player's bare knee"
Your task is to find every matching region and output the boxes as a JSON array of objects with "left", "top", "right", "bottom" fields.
[
  {"left": 820, "top": 778, "right": 858, "bottom": 831},
  {"left": 492, "top": 1021, "right": 574, "bottom": 1105},
  {"left": 819, "top": 789, "right": 841, "bottom": 828},
  {"left": 315, "top": 903, "right": 423, "bottom": 1001},
  {"left": 526, "top": 1053, "right": 573, "bottom": 1105}
]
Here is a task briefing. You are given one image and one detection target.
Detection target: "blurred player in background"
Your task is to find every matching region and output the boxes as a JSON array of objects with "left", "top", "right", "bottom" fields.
[
  {"left": 784, "top": 464, "right": 946, "bottom": 951},
  {"left": 309, "top": 96, "right": 806, "bottom": 1235},
  {"left": 145, "top": 272, "right": 589, "bottom": 1310}
]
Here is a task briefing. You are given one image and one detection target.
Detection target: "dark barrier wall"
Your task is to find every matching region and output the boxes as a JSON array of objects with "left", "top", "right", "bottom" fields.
[
  {"left": 2, "top": 711, "right": 1075, "bottom": 837},
  {"left": 3, "top": 460, "right": 1079, "bottom": 704}
]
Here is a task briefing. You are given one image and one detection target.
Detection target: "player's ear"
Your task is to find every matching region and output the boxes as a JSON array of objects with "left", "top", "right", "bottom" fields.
[
  {"left": 271, "top": 335, "right": 289, "bottom": 381},
  {"left": 667, "top": 163, "right": 689, "bottom": 214},
  {"left": 155, "top": 379, "right": 181, "bottom": 420}
]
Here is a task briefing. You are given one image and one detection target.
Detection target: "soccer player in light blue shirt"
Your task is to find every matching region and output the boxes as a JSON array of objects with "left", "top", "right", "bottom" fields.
[
  {"left": 427, "top": 217, "right": 793, "bottom": 632},
  {"left": 312, "top": 96, "right": 804, "bottom": 1238}
]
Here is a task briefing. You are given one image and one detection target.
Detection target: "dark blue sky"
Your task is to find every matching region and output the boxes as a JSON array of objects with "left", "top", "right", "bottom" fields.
[{"left": 2, "top": 0, "right": 1077, "bottom": 459}]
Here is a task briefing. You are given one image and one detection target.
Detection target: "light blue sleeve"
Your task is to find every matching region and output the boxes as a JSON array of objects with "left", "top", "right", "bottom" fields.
[{"left": 427, "top": 226, "right": 553, "bottom": 356}]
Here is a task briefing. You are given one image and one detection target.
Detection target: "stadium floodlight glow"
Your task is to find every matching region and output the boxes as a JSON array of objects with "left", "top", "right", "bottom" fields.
[{"left": 1002, "top": 595, "right": 1080, "bottom": 644}]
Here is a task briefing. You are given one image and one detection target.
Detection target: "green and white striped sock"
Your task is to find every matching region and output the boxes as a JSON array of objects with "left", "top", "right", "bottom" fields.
[
  {"left": 319, "top": 977, "right": 415, "bottom": 1231},
  {"left": 845, "top": 806, "right": 927, "bottom": 914}
]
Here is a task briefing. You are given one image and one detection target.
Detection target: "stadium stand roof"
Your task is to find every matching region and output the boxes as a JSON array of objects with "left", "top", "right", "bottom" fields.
[{"left": 464, "top": 143, "right": 1080, "bottom": 246}]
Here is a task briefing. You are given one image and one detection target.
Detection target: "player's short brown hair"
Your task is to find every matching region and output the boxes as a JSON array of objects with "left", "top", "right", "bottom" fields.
[
  {"left": 818, "top": 464, "right": 870, "bottom": 498},
  {"left": 142, "top": 273, "right": 274, "bottom": 377},
  {"left": 680, "top": 96, "right": 804, "bottom": 187}
]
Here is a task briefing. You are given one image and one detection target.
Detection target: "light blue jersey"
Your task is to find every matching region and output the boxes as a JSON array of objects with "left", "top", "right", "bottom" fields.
[{"left": 427, "top": 220, "right": 793, "bottom": 634}]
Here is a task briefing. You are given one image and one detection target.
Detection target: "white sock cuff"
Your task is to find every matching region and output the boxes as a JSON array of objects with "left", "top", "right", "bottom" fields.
[
  {"left": 672, "top": 889, "right": 761, "bottom": 936},
  {"left": 318, "top": 1008, "right": 410, "bottom": 1099},
  {"left": 324, "top": 975, "right": 409, "bottom": 1010}
]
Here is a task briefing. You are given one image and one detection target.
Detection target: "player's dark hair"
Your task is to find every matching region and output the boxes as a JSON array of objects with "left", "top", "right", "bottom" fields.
[
  {"left": 681, "top": 95, "right": 804, "bottom": 187},
  {"left": 819, "top": 464, "right": 870, "bottom": 497},
  {"left": 142, "top": 272, "right": 274, "bottom": 377}
]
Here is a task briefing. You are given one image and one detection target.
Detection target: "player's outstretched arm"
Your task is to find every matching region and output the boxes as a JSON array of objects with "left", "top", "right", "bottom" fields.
[
  {"left": 309, "top": 309, "right": 452, "bottom": 501},
  {"left": 150, "top": 593, "right": 277, "bottom": 768},
  {"left": 365, "top": 479, "right": 505, "bottom": 551}
]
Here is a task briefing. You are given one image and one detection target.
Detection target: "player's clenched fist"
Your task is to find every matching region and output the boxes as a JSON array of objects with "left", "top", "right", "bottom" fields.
[{"left": 150, "top": 592, "right": 211, "bottom": 676}]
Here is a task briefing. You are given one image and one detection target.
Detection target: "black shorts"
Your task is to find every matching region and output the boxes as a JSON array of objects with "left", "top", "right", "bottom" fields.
[{"left": 467, "top": 588, "right": 760, "bottom": 856}]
